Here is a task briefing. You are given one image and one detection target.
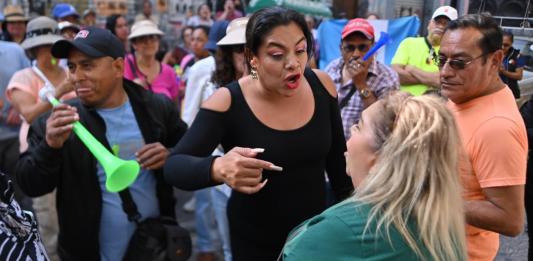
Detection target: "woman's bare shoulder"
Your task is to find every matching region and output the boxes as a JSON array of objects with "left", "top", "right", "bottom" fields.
[
  {"left": 312, "top": 69, "right": 337, "bottom": 98},
  {"left": 201, "top": 87, "right": 232, "bottom": 112}
]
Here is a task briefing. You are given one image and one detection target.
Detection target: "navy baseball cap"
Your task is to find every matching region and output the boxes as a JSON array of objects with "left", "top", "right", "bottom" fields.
[
  {"left": 205, "top": 20, "right": 229, "bottom": 52},
  {"left": 52, "top": 27, "right": 125, "bottom": 59}
]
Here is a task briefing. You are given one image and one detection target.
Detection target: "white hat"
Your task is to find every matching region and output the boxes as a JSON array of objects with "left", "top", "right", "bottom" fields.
[
  {"left": 58, "top": 21, "right": 80, "bottom": 32},
  {"left": 21, "top": 16, "right": 63, "bottom": 50},
  {"left": 128, "top": 20, "right": 163, "bottom": 40},
  {"left": 432, "top": 6, "right": 458, "bottom": 21},
  {"left": 217, "top": 17, "right": 249, "bottom": 46}
]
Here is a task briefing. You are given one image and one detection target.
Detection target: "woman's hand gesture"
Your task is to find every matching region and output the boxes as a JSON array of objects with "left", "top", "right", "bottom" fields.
[{"left": 211, "top": 147, "right": 282, "bottom": 194}]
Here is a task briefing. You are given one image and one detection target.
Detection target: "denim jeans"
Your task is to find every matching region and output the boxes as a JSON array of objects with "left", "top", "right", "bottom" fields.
[
  {"left": 210, "top": 187, "right": 232, "bottom": 261},
  {"left": 194, "top": 188, "right": 218, "bottom": 253}
]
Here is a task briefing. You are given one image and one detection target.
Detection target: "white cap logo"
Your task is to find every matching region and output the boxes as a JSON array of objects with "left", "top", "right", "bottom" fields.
[{"left": 75, "top": 30, "right": 89, "bottom": 39}]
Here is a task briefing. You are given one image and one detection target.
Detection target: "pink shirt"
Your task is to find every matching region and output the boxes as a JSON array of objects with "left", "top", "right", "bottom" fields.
[
  {"left": 6, "top": 68, "right": 76, "bottom": 152},
  {"left": 124, "top": 54, "right": 179, "bottom": 101}
]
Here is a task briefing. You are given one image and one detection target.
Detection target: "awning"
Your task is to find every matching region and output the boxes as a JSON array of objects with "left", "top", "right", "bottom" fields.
[{"left": 246, "top": 0, "right": 332, "bottom": 18}]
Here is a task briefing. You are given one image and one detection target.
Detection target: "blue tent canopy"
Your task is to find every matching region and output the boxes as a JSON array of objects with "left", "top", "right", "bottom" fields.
[{"left": 246, "top": 0, "right": 332, "bottom": 18}]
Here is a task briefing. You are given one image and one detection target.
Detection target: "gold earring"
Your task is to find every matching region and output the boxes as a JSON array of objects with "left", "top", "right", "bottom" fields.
[{"left": 251, "top": 67, "right": 258, "bottom": 80}]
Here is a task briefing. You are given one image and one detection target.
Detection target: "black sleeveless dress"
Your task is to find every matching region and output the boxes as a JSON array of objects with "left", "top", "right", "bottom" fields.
[{"left": 165, "top": 68, "right": 353, "bottom": 260}]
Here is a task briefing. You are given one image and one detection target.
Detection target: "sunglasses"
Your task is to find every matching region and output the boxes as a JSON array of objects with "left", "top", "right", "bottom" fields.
[
  {"left": 502, "top": 43, "right": 512, "bottom": 48},
  {"left": 433, "top": 53, "right": 486, "bottom": 70},
  {"left": 341, "top": 43, "right": 370, "bottom": 53}
]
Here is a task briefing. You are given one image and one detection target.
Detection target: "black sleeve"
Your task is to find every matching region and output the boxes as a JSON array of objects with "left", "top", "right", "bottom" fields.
[
  {"left": 163, "top": 97, "right": 188, "bottom": 148},
  {"left": 164, "top": 108, "right": 227, "bottom": 190},
  {"left": 325, "top": 95, "right": 354, "bottom": 201},
  {"left": 520, "top": 98, "right": 533, "bottom": 144},
  {"left": 15, "top": 115, "right": 61, "bottom": 197}
]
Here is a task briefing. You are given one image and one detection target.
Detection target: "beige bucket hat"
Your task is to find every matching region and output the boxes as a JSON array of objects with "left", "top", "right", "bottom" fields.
[
  {"left": 21, "top": 16, "right": 64, "bottom": 50},
  {"left": 3, "top": 5, "right": 28, "bottom": 22},
  {"left": 128, "top": 20, "right": 164, "bottom": 40},
  {"left": 217, "top": 17, "right": 249, "bottom": 46}
]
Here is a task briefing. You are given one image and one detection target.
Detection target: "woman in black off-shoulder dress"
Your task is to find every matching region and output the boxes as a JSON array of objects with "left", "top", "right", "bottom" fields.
[{"left": 164, "top": 7, "right": 354, "bottom": 261}]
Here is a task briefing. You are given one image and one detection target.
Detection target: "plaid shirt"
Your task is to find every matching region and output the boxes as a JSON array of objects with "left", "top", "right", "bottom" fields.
[{"left": 325, "top": 57, "right": 399, "bottom": 140}]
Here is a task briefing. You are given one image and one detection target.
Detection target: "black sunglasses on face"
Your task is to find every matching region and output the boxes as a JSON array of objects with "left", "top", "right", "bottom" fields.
[
  {"left": 342, "top": 43, "right": 370, "bottom": 53},
  {"left": 433, "top": 53, "right": 486, "bottom": 70}
]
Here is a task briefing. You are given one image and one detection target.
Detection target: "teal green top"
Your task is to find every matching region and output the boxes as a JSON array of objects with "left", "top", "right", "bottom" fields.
[{"left": 282, "top": 199, "right": 429, "bottom": 260}]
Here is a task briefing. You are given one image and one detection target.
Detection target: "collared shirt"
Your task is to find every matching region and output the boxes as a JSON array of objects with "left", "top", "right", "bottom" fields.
[{"left": 325, "top": 57, "right": 399, "bottom": 140}]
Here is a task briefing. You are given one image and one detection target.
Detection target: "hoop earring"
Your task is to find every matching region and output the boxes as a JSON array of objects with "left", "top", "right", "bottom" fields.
[{"left": 251, "top": 67, "right": 258, "bottom": 80}]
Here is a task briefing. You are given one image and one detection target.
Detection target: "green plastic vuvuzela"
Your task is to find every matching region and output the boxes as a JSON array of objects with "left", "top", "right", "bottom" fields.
[{"left": 47, "top": 96, "right": 140, "bottom": 192}]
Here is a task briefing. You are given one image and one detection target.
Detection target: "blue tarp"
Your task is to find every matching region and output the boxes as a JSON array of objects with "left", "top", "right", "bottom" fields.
[{"left": 317, "top": 16, "right": 421, "bottom": 69}]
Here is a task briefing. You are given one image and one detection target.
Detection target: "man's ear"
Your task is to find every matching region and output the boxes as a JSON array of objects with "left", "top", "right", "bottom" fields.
[
  {"left": 112, "top": 57, "right": 124, "bottom": 78},
  {"left": 491, "top": 49, "right": 504, "bottom": 70}
]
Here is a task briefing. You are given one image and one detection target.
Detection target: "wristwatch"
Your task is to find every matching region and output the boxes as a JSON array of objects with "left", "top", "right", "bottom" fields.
[{"left": 359, "top": 88, "right": 372, "bottom": 99}]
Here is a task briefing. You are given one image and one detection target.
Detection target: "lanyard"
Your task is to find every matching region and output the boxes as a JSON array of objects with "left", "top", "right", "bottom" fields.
[{"left": 424, "top": 37, "right": 436, "bottom": 65}]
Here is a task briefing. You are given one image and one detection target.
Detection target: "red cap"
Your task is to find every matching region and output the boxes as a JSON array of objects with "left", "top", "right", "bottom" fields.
[{"left": 341, "top": 18, "right": 374, "bottom": 40}]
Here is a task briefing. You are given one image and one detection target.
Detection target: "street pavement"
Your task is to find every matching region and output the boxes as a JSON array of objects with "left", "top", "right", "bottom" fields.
[{"left": 497, "top": 226, "right": 528, "bottom": 261}]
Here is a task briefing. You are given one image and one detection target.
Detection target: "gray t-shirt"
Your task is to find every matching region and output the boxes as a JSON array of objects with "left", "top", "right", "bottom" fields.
[
  {"left": 96, "top": 99, "right": 159, "bottom": 261},
  {"left": 0, "top": 41, "right": 30, "bottom": 139}
]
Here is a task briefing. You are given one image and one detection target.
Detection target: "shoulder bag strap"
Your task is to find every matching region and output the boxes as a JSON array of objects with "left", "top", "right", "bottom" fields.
[
  {"left": 119, "top": 189, "right": 141, "bottom": 223},
  {"left": 338, "top": 85, "right": 357, "bottom": 110},
  {"left": 303, "top": 66, "right": 356, "bottom": 110}
]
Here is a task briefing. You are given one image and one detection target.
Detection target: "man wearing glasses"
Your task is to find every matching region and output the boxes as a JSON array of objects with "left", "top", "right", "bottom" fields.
[
  {"left": 391, "top": 6, "right": 457, "bottom": 96},
  {"left": 324, "top": 18, "right": 398, "bottom": 140},
  {"left": 440, "top": 14, "right": 527, "bottom": 261}
]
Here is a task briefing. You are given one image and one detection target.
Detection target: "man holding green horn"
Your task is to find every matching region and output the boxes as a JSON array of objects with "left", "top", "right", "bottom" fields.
[{"left": 15, "top": 27, "right": 187, "bottom": 260}]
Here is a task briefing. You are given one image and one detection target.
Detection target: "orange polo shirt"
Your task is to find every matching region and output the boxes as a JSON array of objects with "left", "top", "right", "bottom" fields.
[{"left": 448, "top": 87, "right": 527, "bottom": 261}]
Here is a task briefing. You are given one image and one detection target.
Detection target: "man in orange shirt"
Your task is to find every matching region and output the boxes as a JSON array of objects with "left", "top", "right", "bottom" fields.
[{"left": 438, "top": 14, "right": 527, "bottom": 260}]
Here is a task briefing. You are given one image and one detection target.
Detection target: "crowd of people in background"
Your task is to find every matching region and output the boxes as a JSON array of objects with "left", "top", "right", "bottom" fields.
[{"left": 0, "top": 1, "right": 532, "bottom": 261}]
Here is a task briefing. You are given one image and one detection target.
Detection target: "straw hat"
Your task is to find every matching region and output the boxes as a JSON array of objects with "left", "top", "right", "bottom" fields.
[
  {"left": 21, "top": 16, "right": 63, "bottom": 50},
  {"left": 3, "top": 5, "right": 28, "bottom": 22},
  {"left": 128, "top": 20, "right": 163, "bottom": 40},
  {"left": 217, "top": 17, "right": 249, "bottom": 46}
]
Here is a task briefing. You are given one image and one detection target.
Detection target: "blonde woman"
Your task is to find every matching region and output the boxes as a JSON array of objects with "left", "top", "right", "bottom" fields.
[{"left": 282, "top": 92, "right": 467, "bottom": 260}]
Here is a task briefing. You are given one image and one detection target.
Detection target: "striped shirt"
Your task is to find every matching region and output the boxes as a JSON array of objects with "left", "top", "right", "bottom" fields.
[
  {"left": 325, "top": 58, "right": 399, "bottom": 140},
  {"left": 0, "top": 171, "right": 49, "bottom": 260}
]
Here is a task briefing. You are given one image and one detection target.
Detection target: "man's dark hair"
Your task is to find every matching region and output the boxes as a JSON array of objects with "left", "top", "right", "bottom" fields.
[
  {"left": 193, "top": 25, "right": 210, "bottom": 38},
  {"left": 503, "top": 30, "right": 514, "bottom": 42},
  {"left": 445, "top": 13, "right": 502, "bottom": 56}
]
